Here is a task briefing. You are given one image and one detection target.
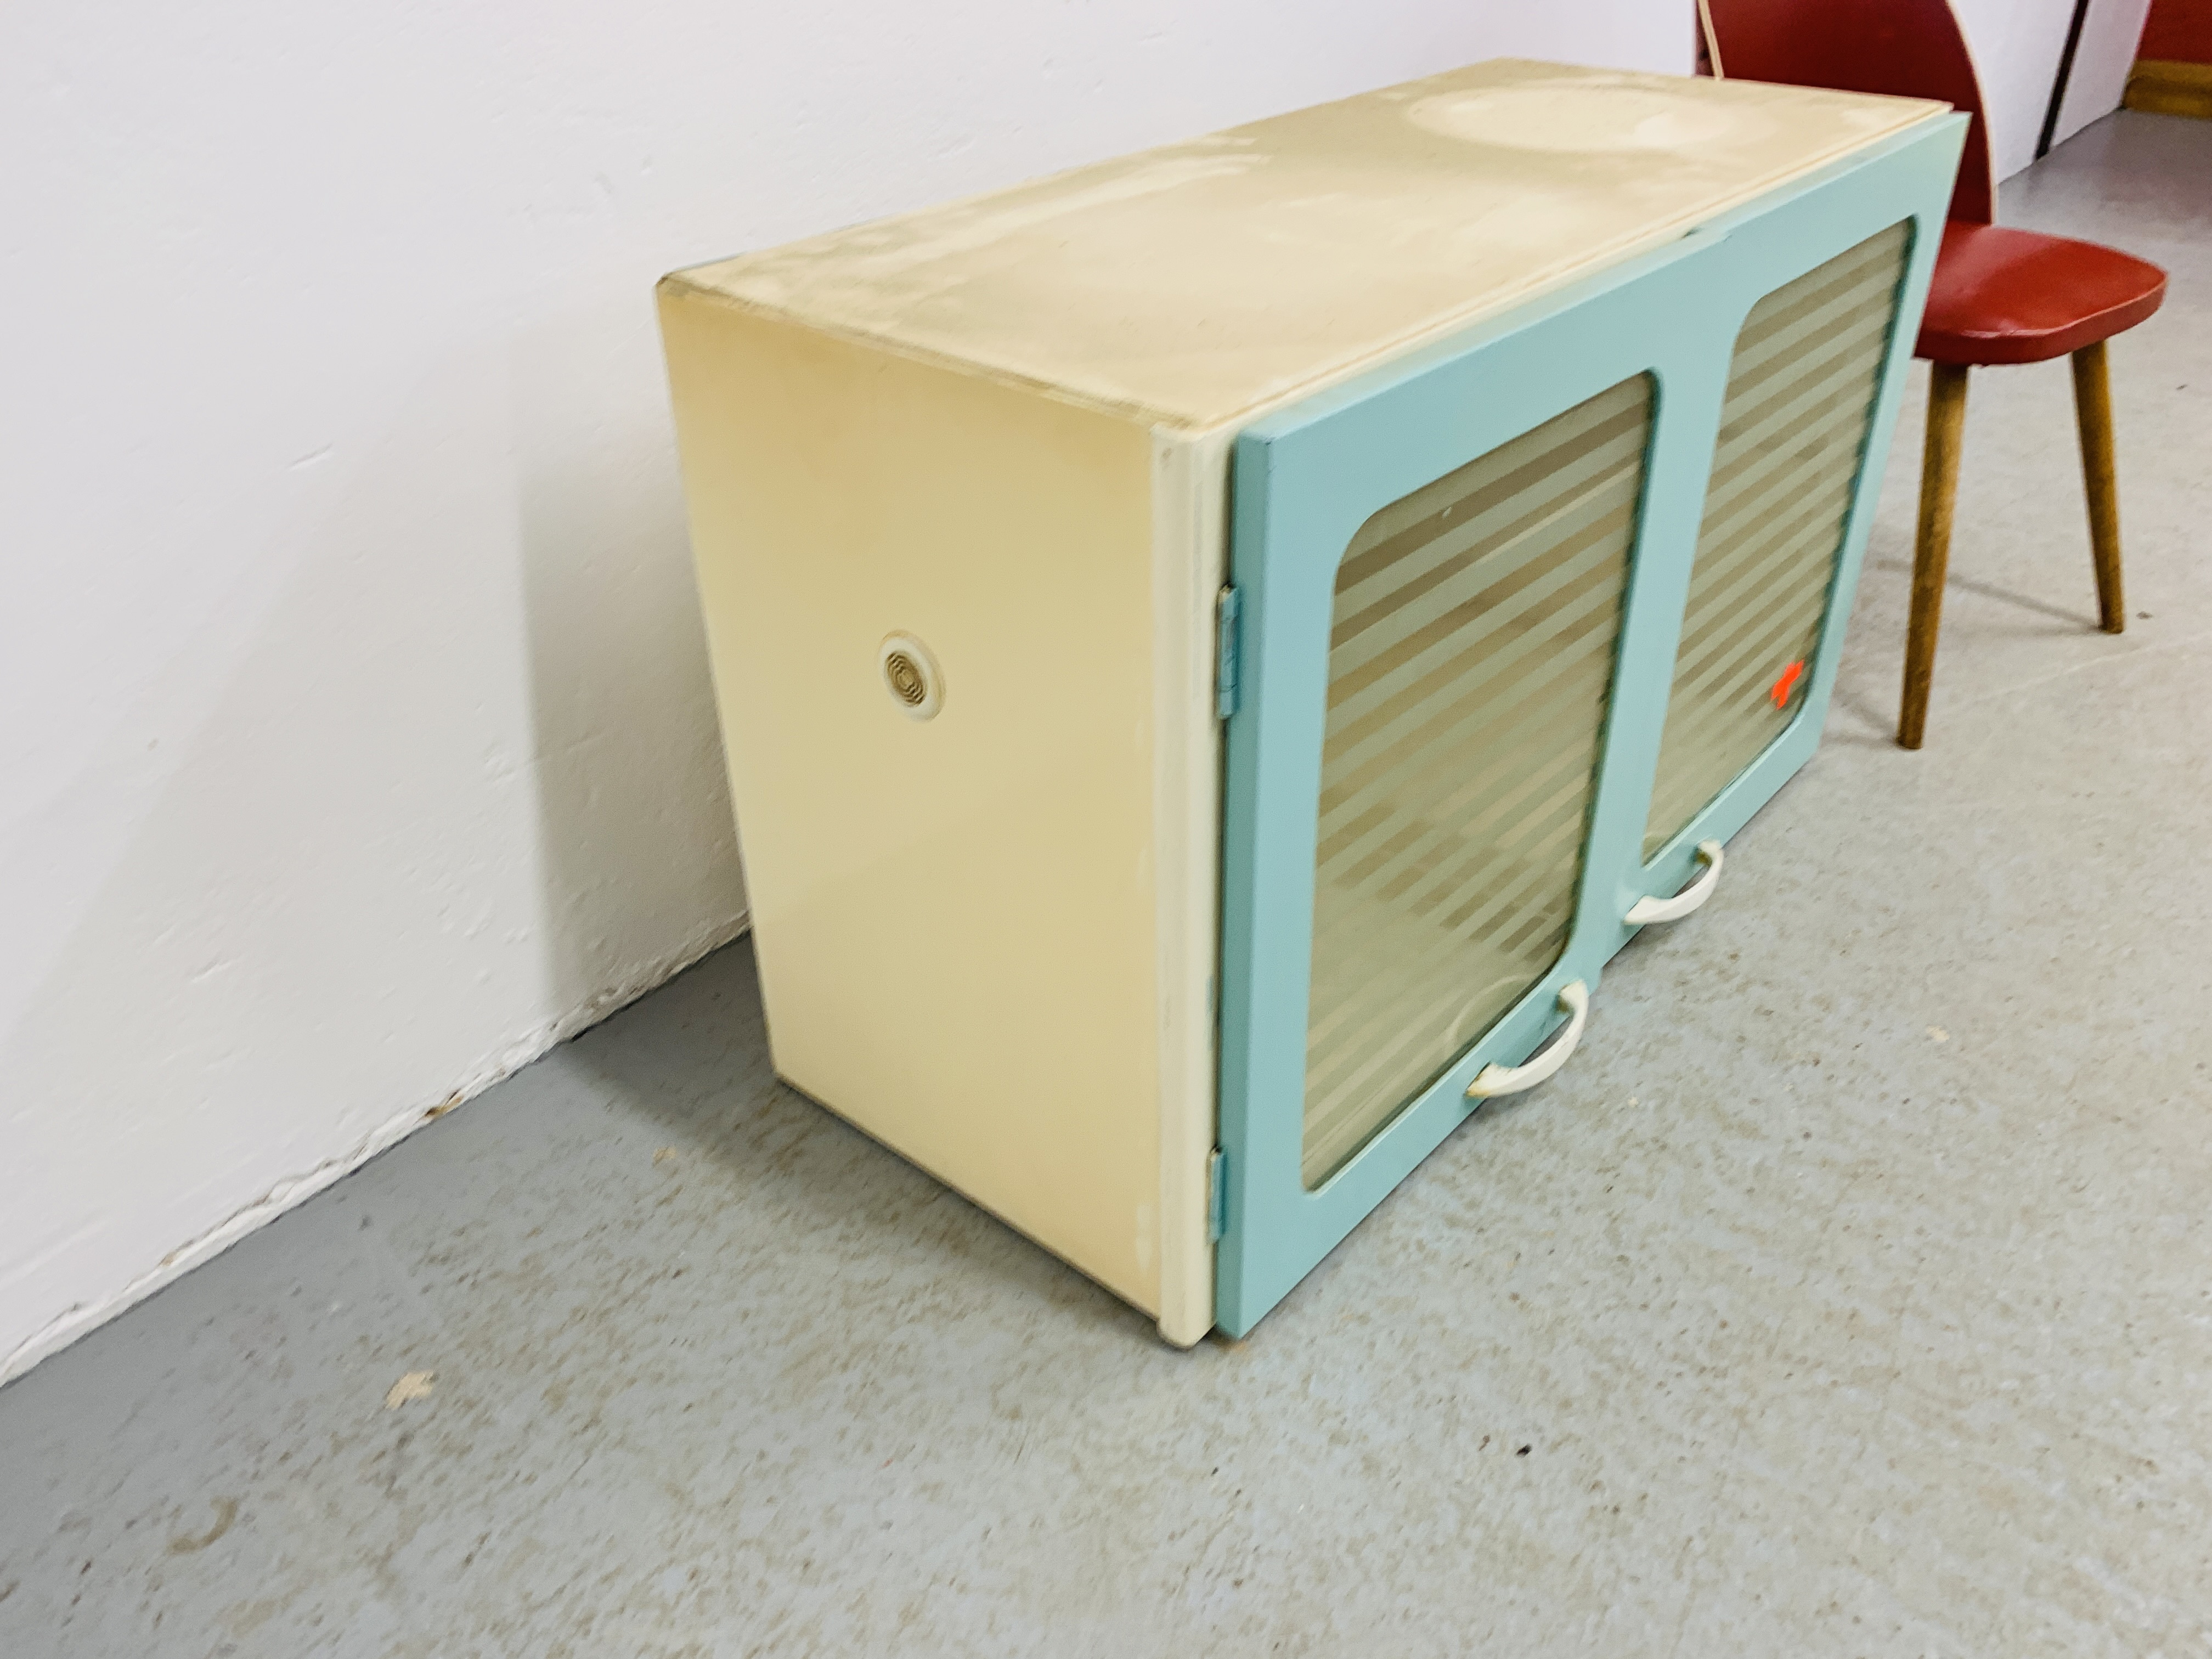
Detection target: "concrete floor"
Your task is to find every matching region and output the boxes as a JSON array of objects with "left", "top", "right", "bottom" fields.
[{"left": 4, "top": 111, "right": 2208, "bottom": 1658}]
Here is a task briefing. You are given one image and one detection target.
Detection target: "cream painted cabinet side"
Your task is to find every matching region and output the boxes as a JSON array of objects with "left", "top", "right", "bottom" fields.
[{"left": 658, "top": 286, "right": 1178, "bottom": 1320}]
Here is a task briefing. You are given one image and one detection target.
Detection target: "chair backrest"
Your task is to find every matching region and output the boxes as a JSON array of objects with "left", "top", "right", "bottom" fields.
[{"left": 1702, "top": 0, "right": 1994, "bottom": 223}]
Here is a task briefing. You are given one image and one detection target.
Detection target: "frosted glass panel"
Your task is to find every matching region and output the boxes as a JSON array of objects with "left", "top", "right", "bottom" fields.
[
  {"left": 1300, "top": 378, "right": 1649, "bottom": 1187},
  {"left": 1644, "top": 223, "right": 1912, "bottom": 858}
]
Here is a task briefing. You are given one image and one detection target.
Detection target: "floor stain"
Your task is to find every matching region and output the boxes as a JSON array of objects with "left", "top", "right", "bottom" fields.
[{"left": 166, "top": 1498, "right": 239, "bottom": 1555}]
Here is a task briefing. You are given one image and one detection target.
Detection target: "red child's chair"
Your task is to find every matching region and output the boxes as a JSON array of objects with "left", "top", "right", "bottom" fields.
[{"left": 1701, "top": 0, "right": 2167, "bottom": 747}]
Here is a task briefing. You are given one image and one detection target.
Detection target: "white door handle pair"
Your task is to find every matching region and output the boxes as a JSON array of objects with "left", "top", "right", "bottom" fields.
[{"left": 1462, "top": 840, "right": 1727, "bottom": 1102}]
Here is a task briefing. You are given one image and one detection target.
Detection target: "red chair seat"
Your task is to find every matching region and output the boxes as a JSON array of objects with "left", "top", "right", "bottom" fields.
[{"left": 1916, "top": 221, "right": 2168, "bottom": 366}]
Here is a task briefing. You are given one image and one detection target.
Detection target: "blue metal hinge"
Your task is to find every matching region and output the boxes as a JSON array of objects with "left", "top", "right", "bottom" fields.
[
  {"left": 1206, "top": 1148, "right": 1228, "bottom": 1242},
  {"left": 1214, "top": 586, "right": 1243, "bottom": 720}
]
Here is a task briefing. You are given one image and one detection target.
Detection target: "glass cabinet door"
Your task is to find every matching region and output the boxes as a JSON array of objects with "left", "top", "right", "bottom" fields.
[
  {"left": 1209, "top": 224, "right": 1709, "bottom": 1336},
  {"left": 1301, "top": 378, "right": 1647, "bottom": 1186},
  {"left": 1644, "top": 223, "right": 1913, "bottom": 858}
]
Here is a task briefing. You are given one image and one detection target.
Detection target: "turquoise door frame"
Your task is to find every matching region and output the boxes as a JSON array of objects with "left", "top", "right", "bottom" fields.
[{"left": 1215, "top": 117, "right": 1967, "bottom": 1338}]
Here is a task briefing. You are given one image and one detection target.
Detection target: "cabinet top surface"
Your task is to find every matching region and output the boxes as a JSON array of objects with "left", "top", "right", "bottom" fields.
[{"left": 665, "top": 59, "right": 1945, "bottom": 431}]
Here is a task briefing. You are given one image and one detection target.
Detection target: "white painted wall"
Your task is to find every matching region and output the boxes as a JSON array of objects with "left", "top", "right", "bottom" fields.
[
  {"left": 2054, "top": 0, "right": 2159, "bottom": 151},
  {"left": 1951, "top": 0, "right": 2079, "bottom": 180},
  {"left": 0, "top": 5, "right": 1691, "bottom": 1381},
  {"left": 1954, "top": 0, "right": 2152, "bottom": 184}
]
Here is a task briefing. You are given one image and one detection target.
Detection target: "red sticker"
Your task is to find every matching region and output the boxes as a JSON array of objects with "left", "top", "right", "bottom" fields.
[{"left": 1770, "top": 659, "right": 1807, "bottom": 709}]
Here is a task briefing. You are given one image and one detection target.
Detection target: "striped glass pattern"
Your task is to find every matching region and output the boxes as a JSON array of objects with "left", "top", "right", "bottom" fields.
[
  {"left": 1644, "top": 223, "right": 1911, "bottom": 859},
  {"left": 1300, "top": 377, "right": 1649, "bottom": 1187}
]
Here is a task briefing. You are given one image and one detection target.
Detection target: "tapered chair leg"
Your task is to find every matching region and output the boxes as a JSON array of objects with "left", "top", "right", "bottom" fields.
[
  {"left": 1900, "top": 362, "right": 1971, "bottom": 750},
  {"left": 2071, "top": 340, "right": 2126, "bottom": 634}
]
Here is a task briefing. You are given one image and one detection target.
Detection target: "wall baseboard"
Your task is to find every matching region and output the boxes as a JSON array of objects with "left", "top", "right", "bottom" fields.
[
  {"left": 0, "top": 911, "right": 750, "bottom": 1389},
  {"left": 2124, "top": 59, "right": 2212, "bottom": 120}
]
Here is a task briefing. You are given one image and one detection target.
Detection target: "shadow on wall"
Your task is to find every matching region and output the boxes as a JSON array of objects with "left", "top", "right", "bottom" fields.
[
  {"left": 512, "top": 296, "right": 751, "bottom": 1019},
  {"left": 2, "top": 301, "right": 747, "bottom": 1375}
]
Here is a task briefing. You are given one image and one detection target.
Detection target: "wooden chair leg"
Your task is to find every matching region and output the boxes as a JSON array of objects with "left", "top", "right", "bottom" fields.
[
  {"left": 2072, "top": 340, "right": 2126, "bottom": 634},
  {"left": 1900, "top": 363, "right": 1971, "bottom": 750}
]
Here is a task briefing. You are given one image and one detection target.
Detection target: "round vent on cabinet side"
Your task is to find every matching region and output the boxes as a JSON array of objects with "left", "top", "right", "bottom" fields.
[{"left": 878, "top": 633, "right": 944, "bottom": 720}]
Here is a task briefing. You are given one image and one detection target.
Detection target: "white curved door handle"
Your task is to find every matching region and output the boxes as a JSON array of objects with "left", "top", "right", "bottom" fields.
[
  {"left": 1625, "top": 839, "right": 1724, "bottom": 926},
  {"left": 1466, "top": 980, "right": 1589, "bottom": 1100}
]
